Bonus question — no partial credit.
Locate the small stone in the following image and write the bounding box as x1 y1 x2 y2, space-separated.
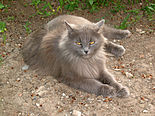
85 104 88 107
88 98 94 101
143 110 148 113
18 44 22 48
35 86 47 96
36 103 40 107
6 43 10 46
18 93 22 97
114 68 121 71
125 72 133 78
3 52 6 55
17 78 20 82
140 31 145 34
30 113 35 116
72 110 82 116
66 96 69 98
97 99 102 102
22 65 29 71
62 93 66 97
18 113 22 116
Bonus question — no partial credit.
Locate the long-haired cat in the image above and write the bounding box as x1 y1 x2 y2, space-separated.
22 15 131 98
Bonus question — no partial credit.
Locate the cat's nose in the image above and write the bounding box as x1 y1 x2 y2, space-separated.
84 50 88 54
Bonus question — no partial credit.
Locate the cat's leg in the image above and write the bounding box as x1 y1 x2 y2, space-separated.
98 70 129 98
104 41 125 57
102 25 131 40
68 79 116 98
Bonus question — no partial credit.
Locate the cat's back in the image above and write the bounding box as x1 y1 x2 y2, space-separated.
46 15 92 31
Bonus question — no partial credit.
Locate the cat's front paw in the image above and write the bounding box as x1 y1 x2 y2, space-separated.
114 45 125 57
99 85 116 98
116 87 130 98
123 30 131 38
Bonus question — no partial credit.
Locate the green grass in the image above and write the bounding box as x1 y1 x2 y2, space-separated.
111 1 126 13
29 0 61 17
116 14 130 30
23 21 32 34
141 3 155 20
64 0 79 11
0 2 5 9
0 0 154 34
7 16 15 21
0 21 6 33
0 21 7 43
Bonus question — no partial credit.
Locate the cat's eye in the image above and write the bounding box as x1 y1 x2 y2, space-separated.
89 41 95 45
76 42 81 45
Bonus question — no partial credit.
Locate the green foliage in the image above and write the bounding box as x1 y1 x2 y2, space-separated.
23 21 32 34
30 0 60 17
111 1 126 13
87 0 99 12
7 16 15 21
125 9 140 15
0 21 7 43
116 14 130 29
59 0 64 8
64 0 79 11
0 2 5 9
141 3 155 20
0 21 6 33
127 0 141 4
30 0 41 7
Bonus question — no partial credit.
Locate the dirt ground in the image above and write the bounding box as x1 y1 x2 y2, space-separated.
0 1 155 116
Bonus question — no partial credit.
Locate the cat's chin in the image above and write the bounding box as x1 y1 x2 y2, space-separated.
81 55 92 59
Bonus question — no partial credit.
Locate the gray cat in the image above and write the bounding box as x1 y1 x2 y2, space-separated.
22 15 131 98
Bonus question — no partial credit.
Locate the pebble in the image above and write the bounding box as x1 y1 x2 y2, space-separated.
88 98 94 101
18 43 22 47
125 72 133 78
35 86 47 96
17 78 20 81
143 110 148 113
18 113 22 116
22 65 29 71
62 93 66 97
30 113 35 116
113 68 121 71
72 110 82 116
3 52 6 55
6 43 10 46
66 96 69 99
85 104 88 107
36 103 40 107
140 31 145 34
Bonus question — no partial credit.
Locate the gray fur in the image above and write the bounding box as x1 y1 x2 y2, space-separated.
22 15 130 98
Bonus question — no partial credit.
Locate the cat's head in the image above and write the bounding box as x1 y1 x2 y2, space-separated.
64 20 105 59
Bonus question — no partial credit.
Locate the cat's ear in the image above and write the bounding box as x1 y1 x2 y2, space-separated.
64 20 74 33
95 19 105 30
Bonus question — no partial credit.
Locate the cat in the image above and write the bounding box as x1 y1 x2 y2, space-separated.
22 15 131 98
